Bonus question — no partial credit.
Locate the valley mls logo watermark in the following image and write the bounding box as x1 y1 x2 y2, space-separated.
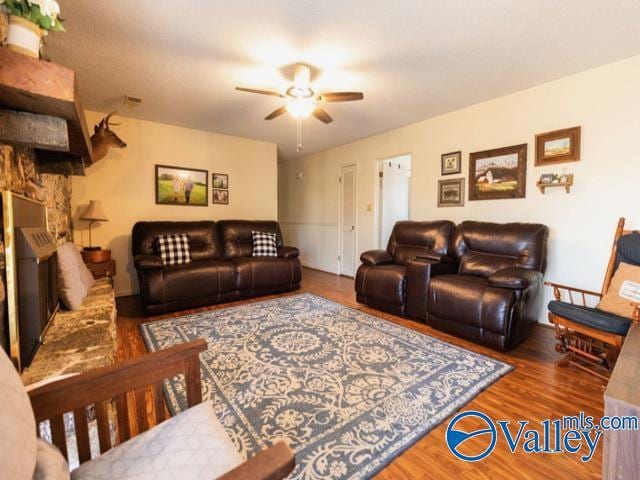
446 411 497 461
446 410 639 463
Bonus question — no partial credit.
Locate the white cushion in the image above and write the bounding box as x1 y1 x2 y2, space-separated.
0 348 37 479
33 438 70 480
71 248 96 292
71 401 242 480
57 243 89 310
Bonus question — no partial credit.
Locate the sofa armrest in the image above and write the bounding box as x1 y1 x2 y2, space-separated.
360 250 394 266
277 246 300 259
134 254 164 270
489 267 542 289
413 253 457 264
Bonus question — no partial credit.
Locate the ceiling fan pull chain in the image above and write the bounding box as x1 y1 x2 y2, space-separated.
297 118 303 152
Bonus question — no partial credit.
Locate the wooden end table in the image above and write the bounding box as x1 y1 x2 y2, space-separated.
84 258 116 280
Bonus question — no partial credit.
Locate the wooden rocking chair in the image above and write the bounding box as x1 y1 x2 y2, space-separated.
545 218 640 381
0 339 295 480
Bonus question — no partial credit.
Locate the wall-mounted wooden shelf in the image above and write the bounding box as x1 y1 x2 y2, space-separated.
0 48 93 175
537 174 574 194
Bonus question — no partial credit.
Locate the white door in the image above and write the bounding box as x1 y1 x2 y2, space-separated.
378 155 411 247
339 164 357 276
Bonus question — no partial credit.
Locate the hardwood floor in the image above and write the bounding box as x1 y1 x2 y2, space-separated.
116 267 603 479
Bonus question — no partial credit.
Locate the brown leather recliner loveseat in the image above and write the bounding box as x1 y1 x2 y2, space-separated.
356 220 549 350
132 220 301 315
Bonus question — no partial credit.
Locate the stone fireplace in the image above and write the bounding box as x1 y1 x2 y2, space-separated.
0 144 73 353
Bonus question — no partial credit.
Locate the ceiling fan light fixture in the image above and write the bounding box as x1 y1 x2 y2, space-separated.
293 64 311 91
286 97 315 119
235 62 362 151
286 86 314 98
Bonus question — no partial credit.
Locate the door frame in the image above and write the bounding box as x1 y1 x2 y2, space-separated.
338 163 358 276
374 153 413 248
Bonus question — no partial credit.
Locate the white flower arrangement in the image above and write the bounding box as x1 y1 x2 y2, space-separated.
1 0 64 32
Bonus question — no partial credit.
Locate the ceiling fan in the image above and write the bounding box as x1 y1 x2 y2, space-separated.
236 64 364 151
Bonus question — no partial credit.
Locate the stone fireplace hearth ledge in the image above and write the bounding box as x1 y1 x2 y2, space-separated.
21 277 116 386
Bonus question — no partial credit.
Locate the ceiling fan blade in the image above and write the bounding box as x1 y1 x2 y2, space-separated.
312 108 333 124
264 105 287 120
236 87 284 98
319 92 364 102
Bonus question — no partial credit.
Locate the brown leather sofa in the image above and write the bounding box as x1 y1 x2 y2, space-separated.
356 220 549 351
427 221 548 350
132 220 301 315
355 220 456 316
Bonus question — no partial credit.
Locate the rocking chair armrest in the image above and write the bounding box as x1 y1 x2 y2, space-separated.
633 303 640 325
217 441 295 480
28 339 208 423
544 281 602 301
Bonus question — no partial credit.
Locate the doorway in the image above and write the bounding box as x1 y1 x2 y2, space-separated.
339 164 357 277
377 154 411 247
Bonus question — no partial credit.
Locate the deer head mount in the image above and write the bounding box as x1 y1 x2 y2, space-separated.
90 112 127 161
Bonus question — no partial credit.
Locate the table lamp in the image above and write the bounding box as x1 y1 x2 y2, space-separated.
80 200 108 251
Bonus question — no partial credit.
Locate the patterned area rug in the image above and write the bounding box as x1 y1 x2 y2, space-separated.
141 293 511 479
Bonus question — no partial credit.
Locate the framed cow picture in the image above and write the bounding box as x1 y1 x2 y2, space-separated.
438 178 465 207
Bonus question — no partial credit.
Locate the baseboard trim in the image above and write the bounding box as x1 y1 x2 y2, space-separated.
302 265 339 276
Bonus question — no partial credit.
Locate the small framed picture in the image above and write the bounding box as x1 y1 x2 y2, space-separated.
441 151 462 175
438 178 465 207
535 126 581 166
212 189 229 204
539 173 556 184
212 173 229 189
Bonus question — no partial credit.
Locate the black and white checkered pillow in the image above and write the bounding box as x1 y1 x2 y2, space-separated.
155 234 191 266
252 231 278 257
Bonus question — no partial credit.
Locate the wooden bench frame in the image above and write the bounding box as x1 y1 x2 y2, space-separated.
27 338 294 480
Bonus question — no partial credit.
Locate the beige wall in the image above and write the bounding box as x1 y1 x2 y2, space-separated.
279 54 640 323
73 112 278 296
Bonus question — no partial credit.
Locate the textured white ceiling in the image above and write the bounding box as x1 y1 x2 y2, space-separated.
48 0 640 160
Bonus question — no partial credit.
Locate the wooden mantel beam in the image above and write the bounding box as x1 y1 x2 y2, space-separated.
0 48 93 169
0 109 69 151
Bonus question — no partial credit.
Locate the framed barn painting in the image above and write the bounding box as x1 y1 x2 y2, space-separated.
535 126 581 166
469 144 527 201
155 165 208 206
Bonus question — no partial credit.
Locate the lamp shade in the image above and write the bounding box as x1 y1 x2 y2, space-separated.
81 201 108 222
